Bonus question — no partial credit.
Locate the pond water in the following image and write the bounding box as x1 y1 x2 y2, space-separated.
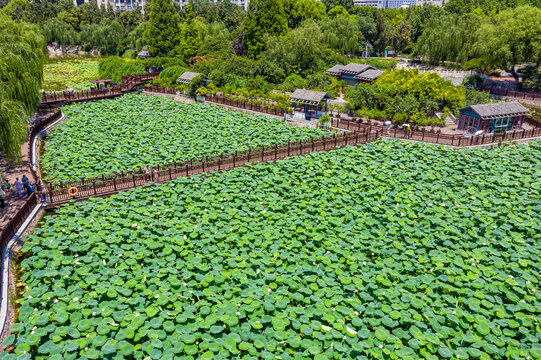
43 55 105 92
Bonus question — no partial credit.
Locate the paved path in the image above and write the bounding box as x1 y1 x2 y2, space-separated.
0 113 48 229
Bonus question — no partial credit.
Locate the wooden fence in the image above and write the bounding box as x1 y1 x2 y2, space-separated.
40 72 160 106
0 193 38 251
207 94 287 117
478 84 541 102
332 118 541 147
41 129 381 206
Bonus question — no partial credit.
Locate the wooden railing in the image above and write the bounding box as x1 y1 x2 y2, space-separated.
478 84 541 101
0 193 38 250
40 72 160 106
332 117 541 147
41 129 381 206
206 94 287 117
144 85 178 96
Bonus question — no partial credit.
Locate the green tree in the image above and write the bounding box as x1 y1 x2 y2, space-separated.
390 19 412 53
473 5 541 82
282 0 325 29
242 0 288 57
261 21 327 77
372 12 391 54
321 0 354 13
321 12 360 54
0 15 46 163
415 13 482 66
144 0 181 57
177 5 201 62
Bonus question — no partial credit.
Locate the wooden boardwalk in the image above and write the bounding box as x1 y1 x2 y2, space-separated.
40 72 159 107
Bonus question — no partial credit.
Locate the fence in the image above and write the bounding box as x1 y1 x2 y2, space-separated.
28 110 63 183
41 130 381 206
478 84 541 102
0 193 38 251
207 94 287 117
40 72 160 106
332 117 541 147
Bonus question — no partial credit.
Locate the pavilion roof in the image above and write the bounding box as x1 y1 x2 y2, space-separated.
290 89 331 105
177 71 201 84
138 45 151 59
355 69 384 81
459 101 530 119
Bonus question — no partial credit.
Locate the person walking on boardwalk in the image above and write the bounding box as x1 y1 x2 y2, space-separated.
15 178 23 197
4 180 10 193
0 188 5 209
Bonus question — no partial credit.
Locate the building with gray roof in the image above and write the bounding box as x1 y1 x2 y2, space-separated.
457 101 530 134
325 63 384 86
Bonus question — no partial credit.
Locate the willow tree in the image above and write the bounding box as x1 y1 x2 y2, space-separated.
0 15 46 164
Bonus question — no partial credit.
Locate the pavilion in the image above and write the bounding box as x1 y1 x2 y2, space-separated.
137 46 152 59
177 72 203 84
457 101 530 134
289 89 332 121
325 63 384 87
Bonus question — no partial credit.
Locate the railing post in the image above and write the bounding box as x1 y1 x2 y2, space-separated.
261 146 264 162
275 144 278 159
334 134 337 148
366 132 369 142
218 155 221 171
470 135 474 146
436 133 440 144
113 178 117 191
394 128 397 137
93 181 97 195
311 138 314 152
423 131 426 143
287 142 290 157
168 168 172 180
233 151 237 168
186 164 189 177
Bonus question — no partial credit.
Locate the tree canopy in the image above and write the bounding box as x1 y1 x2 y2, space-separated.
144 0 180 57
0 15 46 163
242 0 288 57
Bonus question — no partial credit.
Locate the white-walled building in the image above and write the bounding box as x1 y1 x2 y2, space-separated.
76 0 249 12
354 0 385 8
415 0 448 6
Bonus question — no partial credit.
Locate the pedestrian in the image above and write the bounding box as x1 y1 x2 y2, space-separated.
0 188 5 209
22 174 29 186
403 123 410 138
145 166 151 181
410 124 415 138
385 120 392 135
15 178 23 197
4 180 10 193
154 170 159 182
27 184 34 197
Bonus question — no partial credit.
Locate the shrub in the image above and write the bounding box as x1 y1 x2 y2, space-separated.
159 66 188 82
98 57 145 83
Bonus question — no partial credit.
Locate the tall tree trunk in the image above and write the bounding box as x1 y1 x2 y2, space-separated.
509 65 519 84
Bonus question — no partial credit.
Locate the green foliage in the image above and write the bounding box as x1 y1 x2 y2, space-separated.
242 0 288 57
321 12 360 54
321 0 354 13
0 15 46 163
415 13 482 66
177 5 201 62
144 0 181 57
346 69 464 125
40 94 328 180
261 21 328 78
464 87 492 106
98 57 145 83
158 65 188 82
16 140 541 360
282 0 325 29
143 57 187 70
473 6 541 81
444 0 541 15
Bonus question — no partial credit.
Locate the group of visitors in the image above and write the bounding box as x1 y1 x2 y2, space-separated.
384 121 415 138
0 175 36 211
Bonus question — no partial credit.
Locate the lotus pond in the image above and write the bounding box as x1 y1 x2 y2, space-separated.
5 141 541 360
40 94 329 182
43 57 101 92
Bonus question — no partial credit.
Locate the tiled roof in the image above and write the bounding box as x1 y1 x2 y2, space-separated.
290 89 331 104
459 101 530 119
355 69 384 80
177 72 201 84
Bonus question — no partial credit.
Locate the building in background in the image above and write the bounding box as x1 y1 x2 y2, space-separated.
385 0 415 8
76 0 249 12
354 0 385 8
